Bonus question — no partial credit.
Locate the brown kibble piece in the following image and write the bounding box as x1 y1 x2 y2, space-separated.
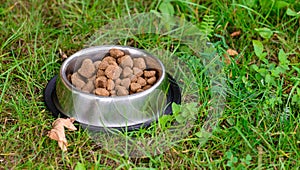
137 77 147 86
108 60 118 67
147 77 157 85
95 76 107 88
110 90 116 96
130 75 138 83
96 69 105 77
118 55 133 68
133 67 143 77
88 75 96 82
136 89 144 93
102 56 116 63
129 90 134 95
143 85 152 90
115 78 121 85
98 60 109 70
130 83 142 92
109 48 125 58
107 79 115 91
82 80 95 93
122 67 133 78
94 60 102 69
71 72 85 89
105 65 122 80
95 88 110 96
115 86 129 96
121 78 131 89
133 58 146 70
78 59 96 78
144 70 156 78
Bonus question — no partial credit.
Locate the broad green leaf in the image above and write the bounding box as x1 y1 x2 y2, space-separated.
255 28 273 39
159 1 174 16
195 131 202 138
175 114 185 124
250 64 259 72
172 103 181 115
233 157 238 163
252 40 267 61
278 49 290 65
275 1 290 9
226 151 233 159
286 8 299 17
246 154 252 161
265 74 272 83
265 74 276 86
258 68 268 76
75 162 86 170
272 66 286 77
159 114 173 130
292 94 299 104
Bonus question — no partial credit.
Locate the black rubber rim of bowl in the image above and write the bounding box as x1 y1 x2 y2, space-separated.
44 74 181 132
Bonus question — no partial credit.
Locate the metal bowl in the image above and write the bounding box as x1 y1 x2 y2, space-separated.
55 45 170 128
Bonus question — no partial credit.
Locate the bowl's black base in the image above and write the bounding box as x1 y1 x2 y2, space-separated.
44 74 181 132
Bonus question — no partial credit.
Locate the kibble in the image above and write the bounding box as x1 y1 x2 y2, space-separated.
144 70 156 78
82 80 95 93
94 60 102 69
95 88 110 96
116 85 129 96
133 67 143 77
69 48 158 96
78 59 95 78
105 65 122 80
102 56 116 63
137 77 147 87
98 60 109 70
120 78 131 89
71 72 86 89
109 48 124 58
118 55 133 68
133 58 146 70
147 77 157 85
95 76 107 88
122 67 133 78
107 79 115 91
130 83 141 92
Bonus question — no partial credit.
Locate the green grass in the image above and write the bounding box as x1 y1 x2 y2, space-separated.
1 0 300 169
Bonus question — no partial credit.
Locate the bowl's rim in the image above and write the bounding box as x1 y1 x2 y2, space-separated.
59 45 167 100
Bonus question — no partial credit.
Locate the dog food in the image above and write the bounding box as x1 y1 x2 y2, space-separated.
70 48 158 96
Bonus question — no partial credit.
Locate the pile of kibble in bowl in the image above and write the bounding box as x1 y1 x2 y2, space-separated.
69 48 158 96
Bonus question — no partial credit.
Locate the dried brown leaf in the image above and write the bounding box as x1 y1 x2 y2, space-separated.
47 118 77 151
227 49 238 56
223 49 239 65
230 30 241 37
223 54 231 65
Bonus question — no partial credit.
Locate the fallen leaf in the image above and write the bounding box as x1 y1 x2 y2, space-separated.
47 118 77 151
227 49 238 56
223 49 238 65
230 30 241 37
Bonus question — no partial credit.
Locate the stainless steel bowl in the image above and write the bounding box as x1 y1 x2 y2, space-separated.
55 45 170 128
